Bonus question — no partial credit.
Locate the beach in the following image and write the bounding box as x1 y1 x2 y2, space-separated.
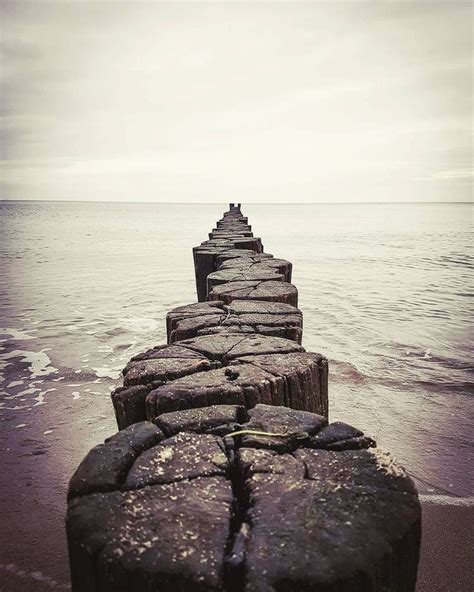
1 201 472 590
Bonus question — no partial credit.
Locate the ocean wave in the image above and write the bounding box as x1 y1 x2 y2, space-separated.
0 349 58 380
91 366 122 379
0 328 37 342
329 359 368 383
439 254 473 269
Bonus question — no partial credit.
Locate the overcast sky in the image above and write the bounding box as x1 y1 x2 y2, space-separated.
1 1 472 203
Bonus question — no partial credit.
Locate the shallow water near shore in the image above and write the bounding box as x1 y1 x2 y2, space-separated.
0 201 472 589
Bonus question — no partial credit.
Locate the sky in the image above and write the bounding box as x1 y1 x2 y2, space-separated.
1 1 472 203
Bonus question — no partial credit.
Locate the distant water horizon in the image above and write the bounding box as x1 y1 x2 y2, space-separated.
1 199 472 204
0 200 472 588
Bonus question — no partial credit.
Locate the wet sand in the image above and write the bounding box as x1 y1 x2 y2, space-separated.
417 496 474 592
0 381 116 592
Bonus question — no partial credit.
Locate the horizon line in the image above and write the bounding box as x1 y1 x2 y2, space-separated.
0 199 472 205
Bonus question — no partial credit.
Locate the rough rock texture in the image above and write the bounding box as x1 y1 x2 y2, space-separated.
166 300 303 344
111 334 327 428
67 405 421 592
208 280 298 307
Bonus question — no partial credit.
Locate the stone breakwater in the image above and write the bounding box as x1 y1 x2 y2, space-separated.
66 204 421 591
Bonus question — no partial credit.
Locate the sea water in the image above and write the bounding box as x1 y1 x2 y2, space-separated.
0 201 472 587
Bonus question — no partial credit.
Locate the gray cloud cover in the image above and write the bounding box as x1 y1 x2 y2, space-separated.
1 0 472 202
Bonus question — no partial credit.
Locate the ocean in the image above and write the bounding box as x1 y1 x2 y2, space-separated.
0 201 472 590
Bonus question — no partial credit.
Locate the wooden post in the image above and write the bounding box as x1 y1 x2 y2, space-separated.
112 333 327 428
67 405 420 591
67 203 422 591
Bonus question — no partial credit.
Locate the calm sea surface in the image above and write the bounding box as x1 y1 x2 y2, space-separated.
0 201 472 588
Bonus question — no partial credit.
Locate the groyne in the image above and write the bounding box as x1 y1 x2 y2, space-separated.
66 204 421 591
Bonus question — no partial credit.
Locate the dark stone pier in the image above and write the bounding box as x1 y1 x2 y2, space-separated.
66 204 421 591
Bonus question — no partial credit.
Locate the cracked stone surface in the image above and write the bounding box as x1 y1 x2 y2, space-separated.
112 334 327 429
67 405 421 592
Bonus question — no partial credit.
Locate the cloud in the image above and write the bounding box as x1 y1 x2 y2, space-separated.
429 169 474 180
0 0 472 202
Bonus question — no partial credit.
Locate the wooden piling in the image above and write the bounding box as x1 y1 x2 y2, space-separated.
166 300 303 344
67 405 421 592
67 203 421 592
112 333 327 428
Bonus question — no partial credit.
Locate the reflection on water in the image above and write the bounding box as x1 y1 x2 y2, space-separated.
0 201 472 586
